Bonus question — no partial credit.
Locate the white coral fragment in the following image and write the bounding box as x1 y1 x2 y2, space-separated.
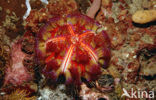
40 0 49 5
23 0 31 20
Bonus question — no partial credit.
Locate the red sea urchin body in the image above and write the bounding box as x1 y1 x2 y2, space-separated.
36 13 111 84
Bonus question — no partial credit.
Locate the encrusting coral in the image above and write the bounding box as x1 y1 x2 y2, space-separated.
4 40 32 86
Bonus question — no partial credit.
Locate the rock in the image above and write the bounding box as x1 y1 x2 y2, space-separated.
132 9 156 24
96 74 115 92
140 56 156 76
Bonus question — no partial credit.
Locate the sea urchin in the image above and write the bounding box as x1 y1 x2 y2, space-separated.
36 13 111 85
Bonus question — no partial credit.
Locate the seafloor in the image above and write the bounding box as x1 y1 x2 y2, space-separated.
0 0 156 100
